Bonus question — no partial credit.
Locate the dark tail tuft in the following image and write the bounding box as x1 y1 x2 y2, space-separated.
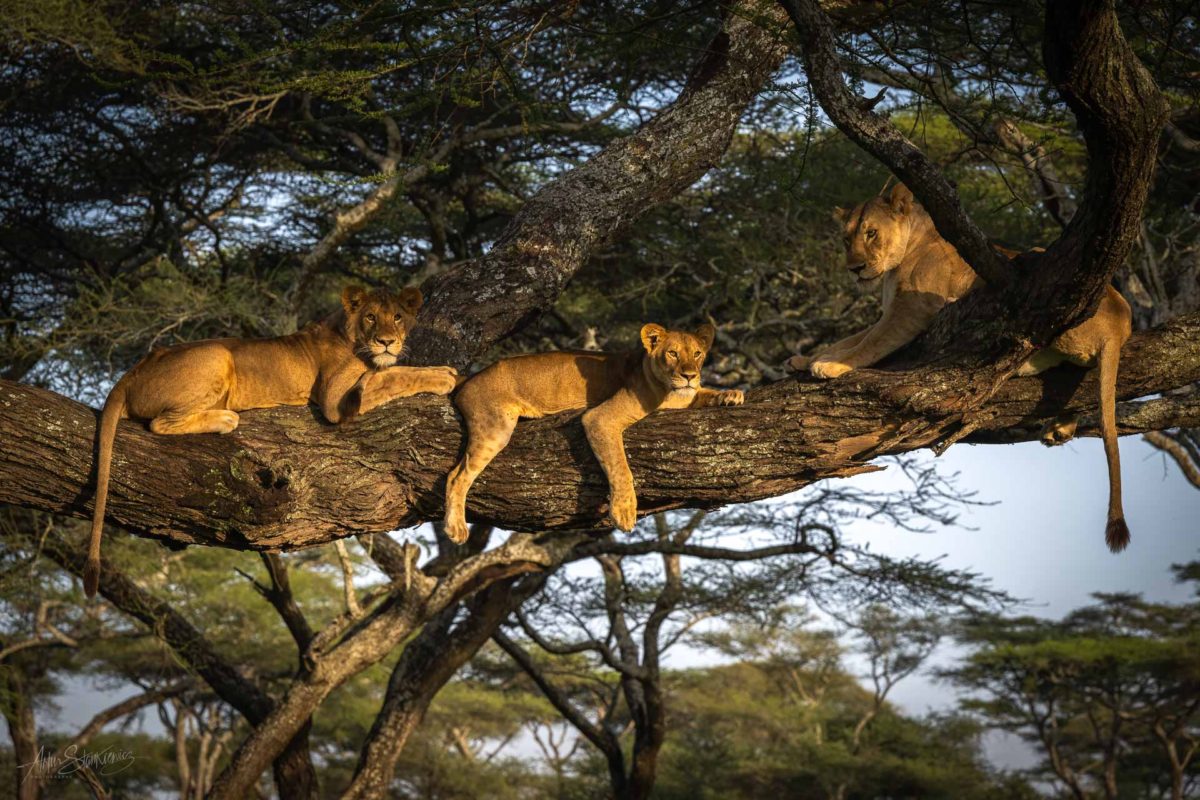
1105 517 1131 553
83 558 100 598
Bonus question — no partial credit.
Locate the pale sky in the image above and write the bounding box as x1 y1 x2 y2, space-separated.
839 435 1200 770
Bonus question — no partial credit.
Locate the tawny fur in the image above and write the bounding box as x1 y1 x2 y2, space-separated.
789 183 1133 552
444 323 744 543
86 285 458 597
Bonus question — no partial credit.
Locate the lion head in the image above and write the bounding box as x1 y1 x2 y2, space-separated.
341 285 423 368
832 183 916 282
639 322 715 395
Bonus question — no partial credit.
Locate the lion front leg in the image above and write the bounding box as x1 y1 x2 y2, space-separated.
812 295 942 379
809 327 875 379
355 366 458 415
581 404 640 532
689 387 745 408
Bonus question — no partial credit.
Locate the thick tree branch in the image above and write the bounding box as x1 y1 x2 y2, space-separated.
778 0 1009 285
1 314 1196 548
406 0 791 367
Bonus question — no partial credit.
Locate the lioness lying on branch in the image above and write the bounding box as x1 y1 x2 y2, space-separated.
444 323 745 543
86 285 458 597
789 183 1133 552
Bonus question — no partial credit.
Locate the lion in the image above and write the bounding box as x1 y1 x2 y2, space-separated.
443 323 744 543
85 285 458 597
790 182 1133 552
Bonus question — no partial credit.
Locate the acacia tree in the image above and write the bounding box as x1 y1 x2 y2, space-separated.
943 572 1200 800
493 484 994 800
0 0 1198 797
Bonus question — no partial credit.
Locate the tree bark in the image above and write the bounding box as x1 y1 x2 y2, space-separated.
1 313 1197 548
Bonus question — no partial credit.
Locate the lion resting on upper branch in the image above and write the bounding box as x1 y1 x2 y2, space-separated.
791 183 1133 552
86 285 457 597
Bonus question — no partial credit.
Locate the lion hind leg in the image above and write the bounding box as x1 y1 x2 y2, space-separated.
150 409 240 435
444 405 519 544
1016 348 1067 377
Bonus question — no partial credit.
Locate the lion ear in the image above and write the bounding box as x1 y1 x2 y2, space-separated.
640 323 666 353
398 286 423 315
694 322 715 350
342 285 368 315
889 183 914 216
832 206 851 224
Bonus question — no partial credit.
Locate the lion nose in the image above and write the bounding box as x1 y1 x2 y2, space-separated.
681 371 698 382
375 336 396 347
849 263 866 274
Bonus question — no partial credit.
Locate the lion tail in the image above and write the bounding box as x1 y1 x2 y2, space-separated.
86 383 127 598
1097 340 1129 553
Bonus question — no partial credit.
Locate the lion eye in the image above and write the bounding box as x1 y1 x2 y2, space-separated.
364 314 376 324
693 351 701 359
865 229 877 239
667 350 678 359
393 313 402 322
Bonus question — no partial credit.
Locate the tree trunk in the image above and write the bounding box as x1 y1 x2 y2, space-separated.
341 577 539 798
1 664 41 800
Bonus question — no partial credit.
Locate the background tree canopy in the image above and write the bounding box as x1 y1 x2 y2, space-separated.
0 0 1197 798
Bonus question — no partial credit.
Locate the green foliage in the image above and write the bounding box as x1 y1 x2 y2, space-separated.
0 0 1196 796
646 662 1016 800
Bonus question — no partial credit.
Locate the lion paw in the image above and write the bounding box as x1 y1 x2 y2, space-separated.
718 389 744 406
810 359 853 380
444 513 470 544
425 367 458 396
1040 419 1078 447
608 490 638 532
215 410 240 434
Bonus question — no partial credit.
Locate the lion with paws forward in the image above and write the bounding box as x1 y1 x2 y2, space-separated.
444 323 744 543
